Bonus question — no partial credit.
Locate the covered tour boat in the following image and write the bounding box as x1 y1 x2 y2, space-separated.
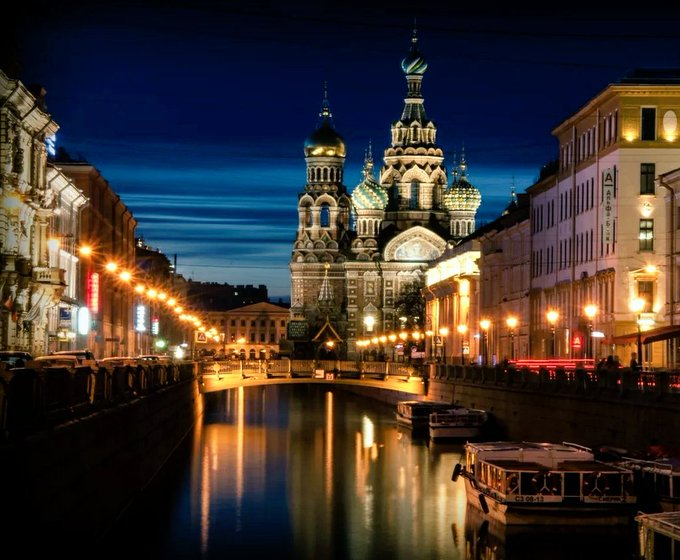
452 441 637 526
395 400 452 430
428 406 489 441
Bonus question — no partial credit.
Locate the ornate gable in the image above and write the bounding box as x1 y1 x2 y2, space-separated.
383 225 446 262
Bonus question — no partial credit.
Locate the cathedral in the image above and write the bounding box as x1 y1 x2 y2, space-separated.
289 30 481 359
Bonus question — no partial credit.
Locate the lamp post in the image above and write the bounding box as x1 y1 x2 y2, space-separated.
480 319 490 366
506 316 517 360
546 309 559 358
584 304 597 360
457 324 467 365
630 297 645 368
388 333 397 361
425 329 434 361
439 326 449 364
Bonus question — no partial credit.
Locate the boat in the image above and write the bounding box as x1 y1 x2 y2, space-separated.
452 441 637 526
615 455 680 512
428 405 489 441
395 400 452 430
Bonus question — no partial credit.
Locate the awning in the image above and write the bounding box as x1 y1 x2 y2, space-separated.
643 325 680 344
610 324 680 345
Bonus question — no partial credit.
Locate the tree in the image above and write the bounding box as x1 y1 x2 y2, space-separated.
395 278 425 330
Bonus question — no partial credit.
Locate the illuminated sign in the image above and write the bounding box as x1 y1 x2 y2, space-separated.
77 307 90 335
602 168 615 244
151 316 159 335
195 331 207 343
87 272 100 314
135 305 147 332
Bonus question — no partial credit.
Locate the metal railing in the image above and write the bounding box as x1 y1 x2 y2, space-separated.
0 361 197 442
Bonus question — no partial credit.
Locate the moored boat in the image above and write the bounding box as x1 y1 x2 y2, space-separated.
452 441 637 526
428 406 489 441
616 456 680 513
395 399 451 430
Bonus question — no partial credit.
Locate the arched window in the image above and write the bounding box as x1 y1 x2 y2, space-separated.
305 207 312 227
320 203 330 227
249 349 256 360
410 181 419 209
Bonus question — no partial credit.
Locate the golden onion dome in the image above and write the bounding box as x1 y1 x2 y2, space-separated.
304 87 346 158
304 121 346 158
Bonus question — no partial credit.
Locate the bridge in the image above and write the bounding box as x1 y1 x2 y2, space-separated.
199 359 427 394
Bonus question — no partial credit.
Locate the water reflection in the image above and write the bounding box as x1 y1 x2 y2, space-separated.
100 385 640 559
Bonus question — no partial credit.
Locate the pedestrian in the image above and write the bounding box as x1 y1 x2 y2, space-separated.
629 352 641 371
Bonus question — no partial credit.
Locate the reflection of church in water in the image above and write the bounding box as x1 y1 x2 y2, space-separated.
289 30 481 358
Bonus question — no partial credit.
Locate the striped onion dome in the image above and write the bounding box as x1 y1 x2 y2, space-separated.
351 145 388 210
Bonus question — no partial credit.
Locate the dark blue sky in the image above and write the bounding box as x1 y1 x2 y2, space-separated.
7 2 680 300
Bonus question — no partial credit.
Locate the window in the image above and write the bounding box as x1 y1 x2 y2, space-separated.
640 163 655 195
641 108 656 141
320 203 330 227
410 181 419 209
240 320 245 327
639 219 654 251
260 333 265 342
230 319 236 327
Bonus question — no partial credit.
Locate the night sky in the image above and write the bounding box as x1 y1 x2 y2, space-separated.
6 2 680 300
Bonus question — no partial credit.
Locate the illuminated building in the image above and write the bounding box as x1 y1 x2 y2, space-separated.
289 30 481 358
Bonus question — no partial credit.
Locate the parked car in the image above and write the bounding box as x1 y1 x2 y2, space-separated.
99 356 138 369
0 351 33 369
136 355 171 365
29 355 81 369
50 349 98 368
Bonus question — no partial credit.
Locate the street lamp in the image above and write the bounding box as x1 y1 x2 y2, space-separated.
584 304 598 360
480 319 490 365
546 309 559 358
439 326 449 364
457 324 467 365
506 316 518 360
363 315 375 335
388 333 397 361
630 297 645 368
425 329 434 361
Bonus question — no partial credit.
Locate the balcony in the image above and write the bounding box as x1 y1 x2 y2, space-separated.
33 267 65 285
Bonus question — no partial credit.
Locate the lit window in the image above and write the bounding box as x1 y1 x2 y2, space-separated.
639 219 654 251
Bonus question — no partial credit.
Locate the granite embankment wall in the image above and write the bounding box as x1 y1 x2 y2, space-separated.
0 377 202 553
346 375 680 453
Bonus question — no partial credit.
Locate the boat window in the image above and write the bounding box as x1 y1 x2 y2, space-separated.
672 475 680 497
506 472 519 495
656 474 671 496
564 472 581 498
520 472 539 495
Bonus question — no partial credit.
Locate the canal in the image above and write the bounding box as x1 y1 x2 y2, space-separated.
99 385 639 559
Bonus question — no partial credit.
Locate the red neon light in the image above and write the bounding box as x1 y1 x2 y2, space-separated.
87 272 100 314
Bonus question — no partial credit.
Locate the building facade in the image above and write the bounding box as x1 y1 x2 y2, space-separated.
55 157 137 359
1 70 67 355
529 70 680 367
203 301 289 360
425 69 680 370
289 31 480 359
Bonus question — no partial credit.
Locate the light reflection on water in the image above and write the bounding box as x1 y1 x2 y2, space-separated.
100 385 639 559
